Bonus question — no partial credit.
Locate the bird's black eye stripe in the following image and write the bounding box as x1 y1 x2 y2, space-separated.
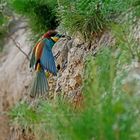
50 38 56 43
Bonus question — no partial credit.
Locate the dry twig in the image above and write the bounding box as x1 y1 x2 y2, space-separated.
9 36 30 61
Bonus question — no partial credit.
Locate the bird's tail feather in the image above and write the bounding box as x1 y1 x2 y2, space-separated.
30 69 48 97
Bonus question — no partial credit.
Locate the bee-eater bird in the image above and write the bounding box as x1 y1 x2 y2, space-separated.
29 30 62 97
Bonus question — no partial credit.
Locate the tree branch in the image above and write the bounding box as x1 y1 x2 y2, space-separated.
9 36 30 61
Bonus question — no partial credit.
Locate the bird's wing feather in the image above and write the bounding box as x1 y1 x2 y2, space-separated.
30 40 44 68
35 41 44 60
40 39 57 75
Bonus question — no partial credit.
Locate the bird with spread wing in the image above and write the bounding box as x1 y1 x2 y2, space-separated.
29 30 62 97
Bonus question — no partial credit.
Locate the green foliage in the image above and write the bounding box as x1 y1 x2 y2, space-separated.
8 0 140 40
111 23 140 61
0 0 9 51
9 0 59 35
58 0 140 40
58 0 105 40
9 101 40 128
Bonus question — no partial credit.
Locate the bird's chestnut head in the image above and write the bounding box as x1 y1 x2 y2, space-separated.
42 30 58 39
